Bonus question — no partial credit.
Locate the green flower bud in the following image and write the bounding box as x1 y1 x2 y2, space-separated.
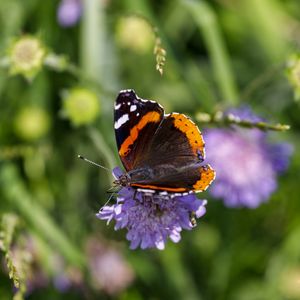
279 267 300 299
8 36 46 81
116 16 154 53
62 88 100 126
14 107 51 141
286 54 300 101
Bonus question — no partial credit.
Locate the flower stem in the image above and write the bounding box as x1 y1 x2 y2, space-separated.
0 164 86 269
80 0 103 82
241 0 288 62
183 0 239 105
80 0 119 92
159 245 202 300
240 63 284 101
87 127 117 183
196 111 290 131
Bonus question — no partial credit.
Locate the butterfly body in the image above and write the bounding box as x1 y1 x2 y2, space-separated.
114 89 215 194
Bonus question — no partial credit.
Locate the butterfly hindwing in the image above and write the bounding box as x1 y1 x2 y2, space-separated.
130 164 215 192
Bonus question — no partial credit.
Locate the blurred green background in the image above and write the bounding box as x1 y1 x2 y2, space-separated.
0 0 300 299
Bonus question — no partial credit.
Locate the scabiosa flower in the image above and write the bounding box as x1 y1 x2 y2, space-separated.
97 167 207 250
61 87 100 126
7 35 46 81
85 237 134 295
57 0 82 27
51 254 83 293
204 107 293 208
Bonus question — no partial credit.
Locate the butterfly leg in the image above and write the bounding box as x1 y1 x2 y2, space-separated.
99 192 115 211
133 190 138 201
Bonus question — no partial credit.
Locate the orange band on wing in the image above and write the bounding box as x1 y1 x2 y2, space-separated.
132 166 215 193
171 113 205 157
119 111 161 157
193 165 216 192
130 183 187 192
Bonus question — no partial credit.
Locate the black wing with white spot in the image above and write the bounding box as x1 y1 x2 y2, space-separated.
114 89 164 171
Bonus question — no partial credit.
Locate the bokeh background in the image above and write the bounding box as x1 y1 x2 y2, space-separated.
0 0 300 299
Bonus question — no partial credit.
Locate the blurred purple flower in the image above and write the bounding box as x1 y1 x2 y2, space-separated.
57 0 82 27
97 167 207 250
204 107 293 208
53 274 72 292
51 254 83 293
86 237 134 295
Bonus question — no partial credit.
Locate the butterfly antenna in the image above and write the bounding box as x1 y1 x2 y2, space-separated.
78 155 111 172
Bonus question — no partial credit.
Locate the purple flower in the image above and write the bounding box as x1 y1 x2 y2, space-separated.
86 237 134 295
57 0 82 27
204 107 293 208
97 168 207 250
51 254 83 293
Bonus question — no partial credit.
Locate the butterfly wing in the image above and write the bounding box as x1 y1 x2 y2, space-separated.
130 113 215 192
114 89 164 171
131 165 215 193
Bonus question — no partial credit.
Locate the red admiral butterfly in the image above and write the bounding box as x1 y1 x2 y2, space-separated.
114 89 215 194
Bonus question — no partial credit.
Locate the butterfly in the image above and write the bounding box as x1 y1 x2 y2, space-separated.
113 89 215 195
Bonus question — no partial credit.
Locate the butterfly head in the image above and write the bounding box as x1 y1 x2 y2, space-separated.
113 173 131 187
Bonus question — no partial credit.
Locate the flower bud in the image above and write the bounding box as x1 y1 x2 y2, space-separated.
279 267 300 299
116 16 154 53
286 54 300 101
14 107 51 141
62 88 100 126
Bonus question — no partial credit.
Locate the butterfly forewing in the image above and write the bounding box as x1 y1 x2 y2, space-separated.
114 89 164 171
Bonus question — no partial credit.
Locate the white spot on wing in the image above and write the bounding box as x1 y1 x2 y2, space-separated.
130 105 137 112
137 188 156 194
120 89 134 93
159 191 168 195
115 103 121 110
114 114 129 129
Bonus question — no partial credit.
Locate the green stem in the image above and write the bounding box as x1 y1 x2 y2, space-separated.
240 64 283 101
183 0 239 105
159 245 202 300
44 53 116 98
241 0 288 62
87 127 117 182
196 111 290 131
80 0 119 95
80 0 103 82
0 164 86 268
